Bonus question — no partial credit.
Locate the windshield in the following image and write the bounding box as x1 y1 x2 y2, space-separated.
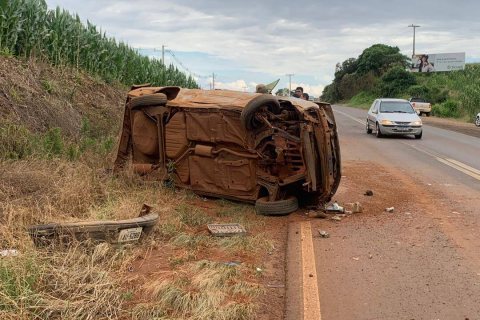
410 98 425 103
380 101 415 114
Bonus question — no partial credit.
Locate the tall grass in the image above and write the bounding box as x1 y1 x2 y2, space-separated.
0 0 199 89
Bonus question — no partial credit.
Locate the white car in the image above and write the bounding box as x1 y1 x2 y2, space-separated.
476 113 480 127
366 98 423 139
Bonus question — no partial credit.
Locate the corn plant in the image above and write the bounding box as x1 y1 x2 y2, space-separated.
0 0 199 89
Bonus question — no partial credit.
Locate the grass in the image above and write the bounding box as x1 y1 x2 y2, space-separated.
0 0 199 89
0 129 272 318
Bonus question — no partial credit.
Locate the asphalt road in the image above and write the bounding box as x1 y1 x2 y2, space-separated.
307 105 480 320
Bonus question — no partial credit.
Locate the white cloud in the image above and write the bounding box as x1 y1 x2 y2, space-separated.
215 79 249 91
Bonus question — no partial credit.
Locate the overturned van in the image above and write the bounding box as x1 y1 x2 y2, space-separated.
114 84 341 215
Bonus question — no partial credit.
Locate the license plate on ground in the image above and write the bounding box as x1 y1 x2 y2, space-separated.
118 227 143 243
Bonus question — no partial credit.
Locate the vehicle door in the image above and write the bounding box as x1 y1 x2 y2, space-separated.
367 100 379 127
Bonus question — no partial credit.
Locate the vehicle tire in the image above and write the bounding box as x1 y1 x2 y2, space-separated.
366 121 372 134
476 116 480 127
241 95 281 131
130 93 168 109
375 123 383 138
415 131 423 139
255 196 298 216
426 112 431 117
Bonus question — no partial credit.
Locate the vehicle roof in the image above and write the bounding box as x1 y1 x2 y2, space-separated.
377 98 409 102
128 86 321 111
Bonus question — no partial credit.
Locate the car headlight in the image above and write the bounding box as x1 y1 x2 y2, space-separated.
412 121 422 126
381 120 393 125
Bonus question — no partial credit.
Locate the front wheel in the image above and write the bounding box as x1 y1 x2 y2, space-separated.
375 123 383 138
255 196 298 216
366 121 372 134
476 117 480 127
415 131 423 139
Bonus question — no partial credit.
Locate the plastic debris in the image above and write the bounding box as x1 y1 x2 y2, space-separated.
318 230 330 238
325 201 344 213
220 260 243 266
352 257 360 261
385 207 395 213
0 250 19 257
267 284 285 288
330 215 342 221
364 190 374 196
353 202 363 213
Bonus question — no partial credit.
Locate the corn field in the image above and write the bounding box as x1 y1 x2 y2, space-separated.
0 0 199 89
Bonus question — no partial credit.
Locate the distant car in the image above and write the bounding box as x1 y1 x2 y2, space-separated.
366 98 423 139
409 97 432 116
476 113 480 127
308 96 315 102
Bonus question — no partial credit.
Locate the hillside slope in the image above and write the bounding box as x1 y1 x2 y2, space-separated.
0 56 126 138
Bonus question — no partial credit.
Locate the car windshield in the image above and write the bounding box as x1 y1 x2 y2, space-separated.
380 101 415 113
410 98 425 103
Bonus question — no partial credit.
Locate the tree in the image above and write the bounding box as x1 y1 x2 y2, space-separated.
357 44 409 75
275 88 290 96
380 66 416 97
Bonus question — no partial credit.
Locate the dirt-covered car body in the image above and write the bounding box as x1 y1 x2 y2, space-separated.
114 84 341 212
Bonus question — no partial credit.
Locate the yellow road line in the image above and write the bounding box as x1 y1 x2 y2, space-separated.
400 141 480 182
334 109 480 182
334 109 366 125
301 221 322 320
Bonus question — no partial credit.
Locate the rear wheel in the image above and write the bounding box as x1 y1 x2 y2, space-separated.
366 121 372 134
255 196 298 216
476 116 480 127
375 123 383 138
241 95 281 131
426 112 431 117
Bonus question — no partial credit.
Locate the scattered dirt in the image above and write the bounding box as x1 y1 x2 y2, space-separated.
0 56 126 137
421 116 480 138
301 160 480 319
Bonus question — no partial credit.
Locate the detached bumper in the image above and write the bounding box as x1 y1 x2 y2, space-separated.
380 124 422 135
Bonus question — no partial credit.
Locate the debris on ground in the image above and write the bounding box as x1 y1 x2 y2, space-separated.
207 223 247 237
330 215 342 221
385 207 395 213
220 260 243 266
345 210 353 214
353 202 363 213
325 201 344 213
314 211 328 219
0 250 19 257
369 254 373 259
365 190 374 196
267 284 285 288
352 257 360 261
28 204 158 246
318 230 330 238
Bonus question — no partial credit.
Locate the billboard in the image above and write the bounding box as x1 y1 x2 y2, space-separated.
410 52 465 73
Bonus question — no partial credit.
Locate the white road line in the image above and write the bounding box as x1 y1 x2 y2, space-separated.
301 221 322 320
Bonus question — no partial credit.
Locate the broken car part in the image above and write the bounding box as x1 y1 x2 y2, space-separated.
207 223 247 237
28 204 158 246
325 201 344 213
114 85 342 215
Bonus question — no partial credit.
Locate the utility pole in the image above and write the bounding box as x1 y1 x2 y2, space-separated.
212 73 216 90
162 45 166 66
286 74 294 96
407 25 420 56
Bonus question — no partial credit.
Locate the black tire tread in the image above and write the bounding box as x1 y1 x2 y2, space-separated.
241 95 281 131
130 93 168 108
255 196 298 216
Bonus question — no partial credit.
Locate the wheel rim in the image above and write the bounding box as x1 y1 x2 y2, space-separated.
477 118 480 126
376 124 380 136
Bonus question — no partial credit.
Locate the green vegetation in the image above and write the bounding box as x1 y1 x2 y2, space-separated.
321 44 480 121
0 0 199 89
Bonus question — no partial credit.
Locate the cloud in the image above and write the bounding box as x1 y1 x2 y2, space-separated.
214 79 249 91
45 0 480 91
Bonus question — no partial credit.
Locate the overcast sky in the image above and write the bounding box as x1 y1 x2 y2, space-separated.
46 0 480 96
